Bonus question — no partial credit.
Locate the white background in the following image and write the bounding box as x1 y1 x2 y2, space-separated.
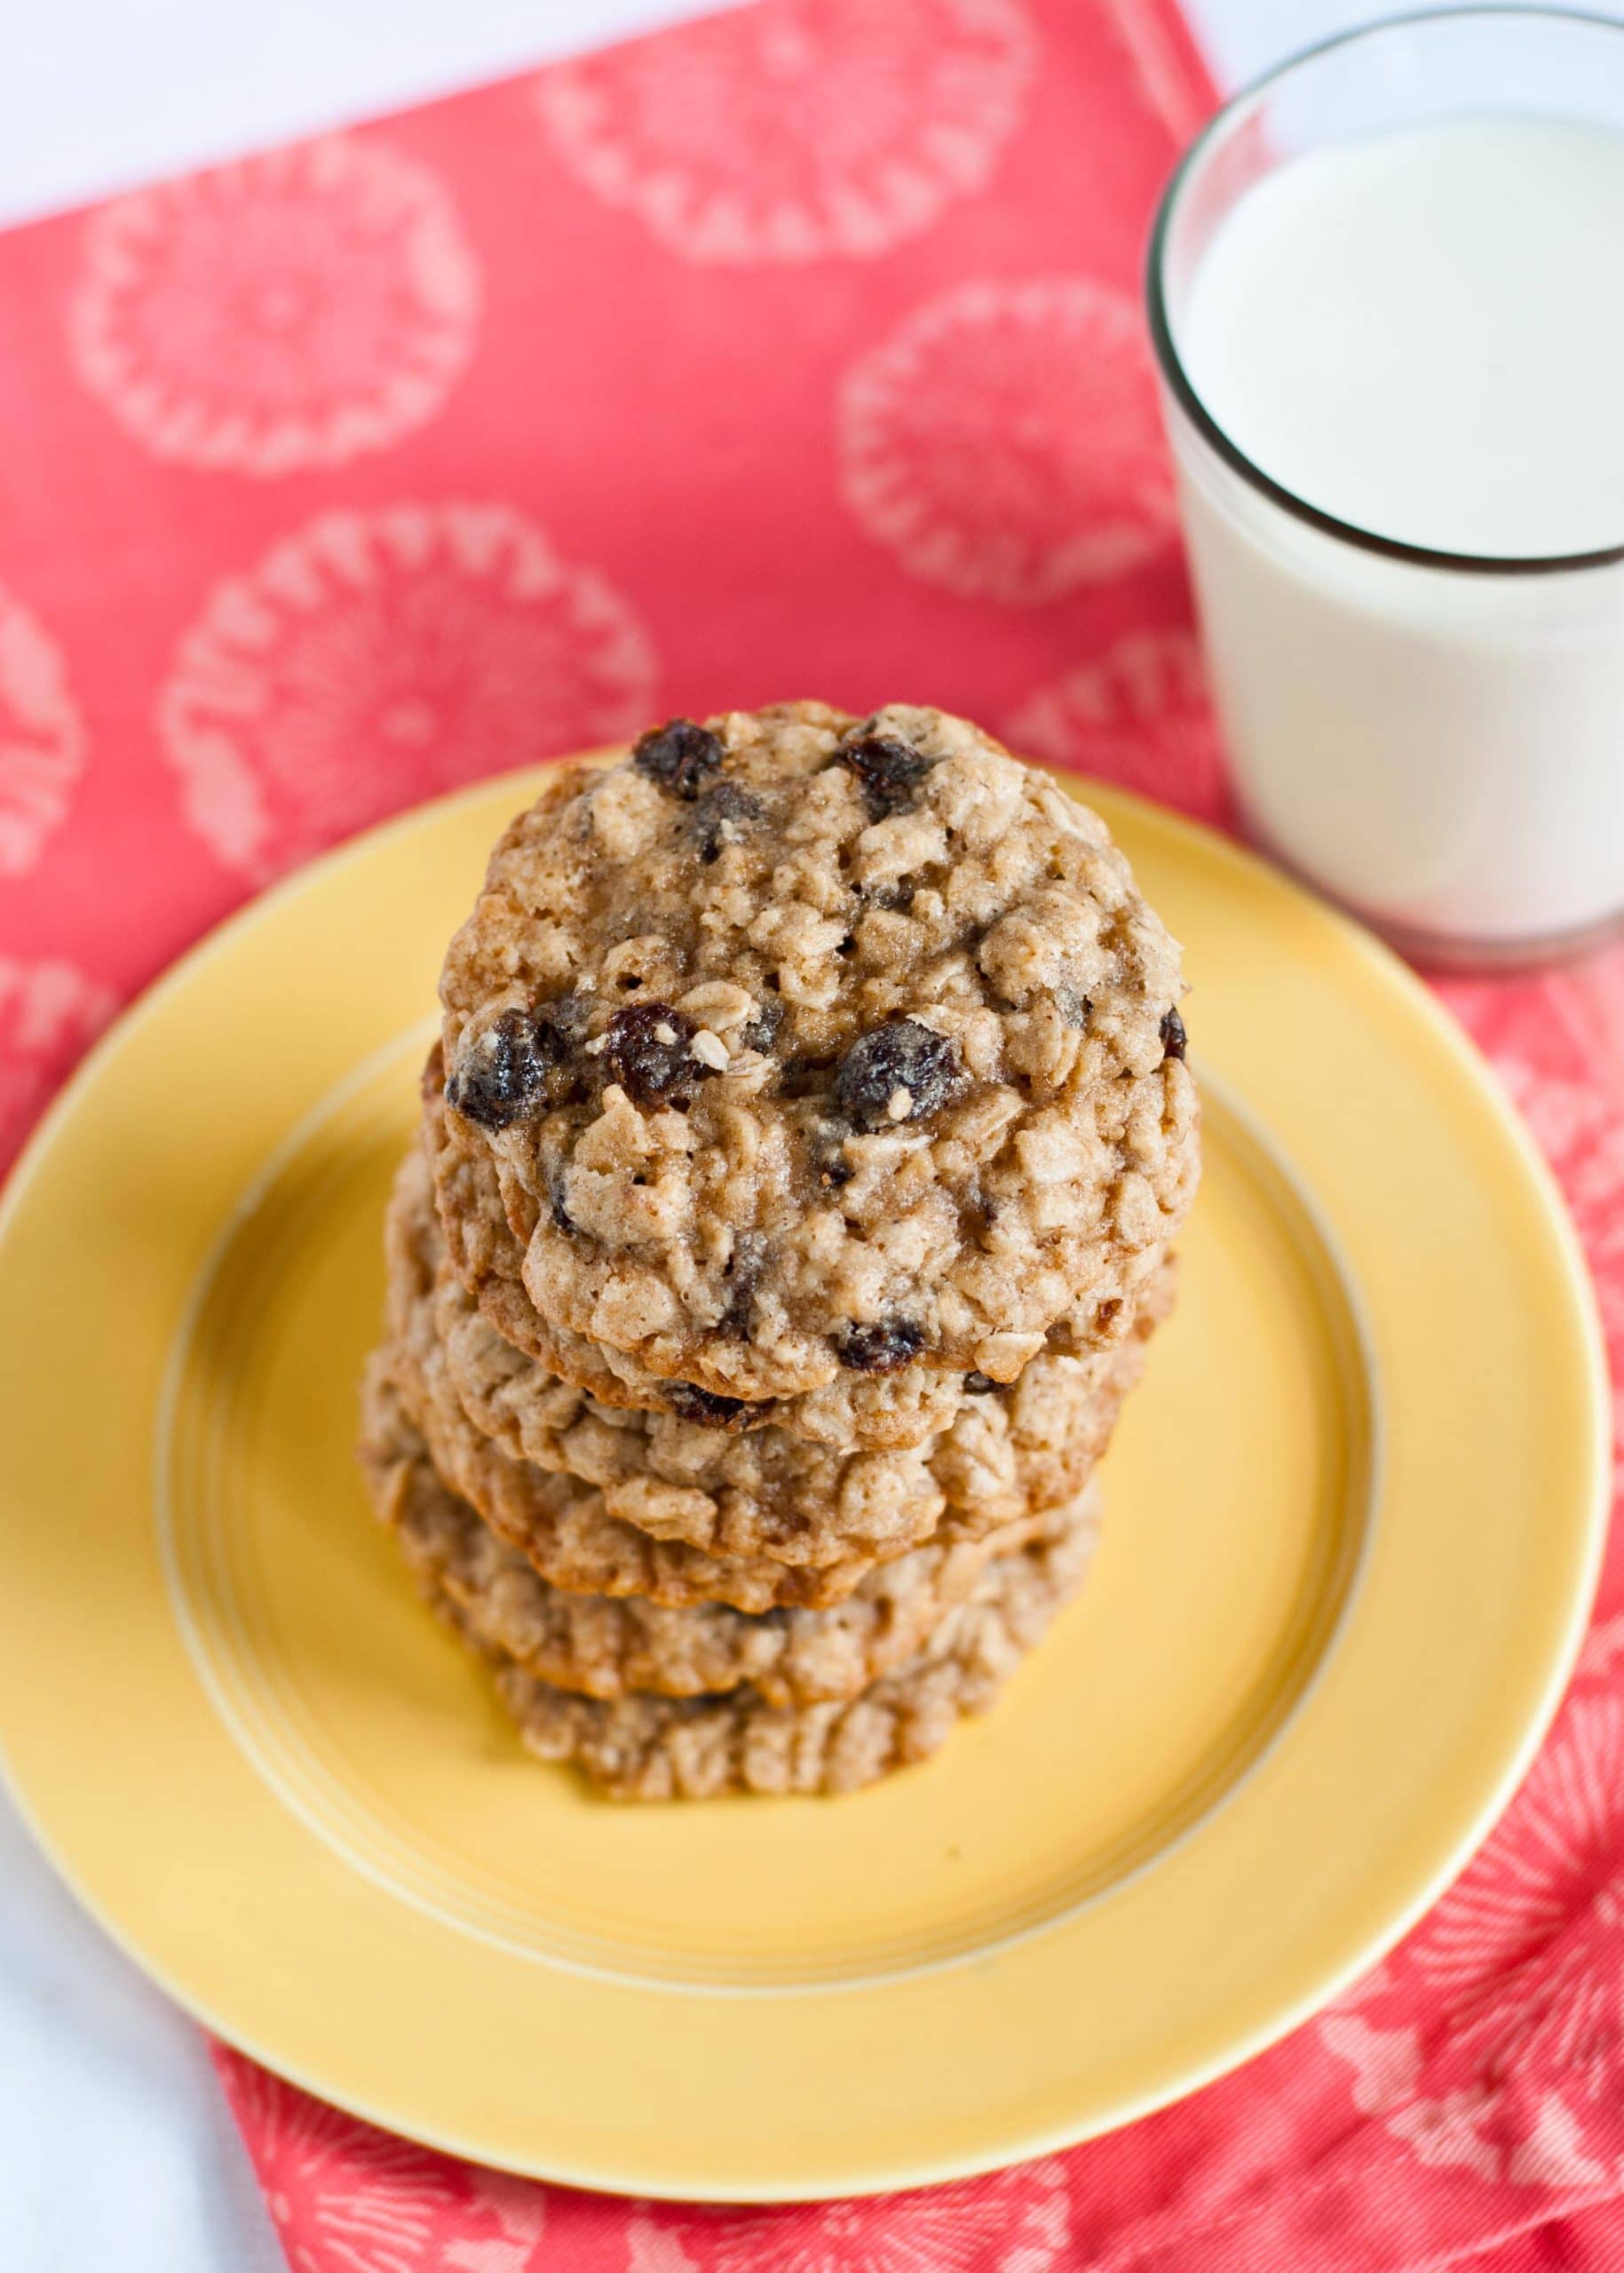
2 4 1616 2268
0 0 1455 231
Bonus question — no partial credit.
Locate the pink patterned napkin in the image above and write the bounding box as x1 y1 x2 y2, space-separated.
1 3 1620 2265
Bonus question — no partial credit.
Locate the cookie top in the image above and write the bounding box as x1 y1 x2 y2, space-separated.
362 1365 1073 1711
391 1144 1169 1570
438 701 1198 1401
424 1058 981 1449
439 1488 1100 1801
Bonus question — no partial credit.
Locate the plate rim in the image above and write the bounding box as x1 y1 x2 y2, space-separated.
0 760 1609 2201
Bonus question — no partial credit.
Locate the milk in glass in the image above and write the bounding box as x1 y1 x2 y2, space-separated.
1163 110 1624 956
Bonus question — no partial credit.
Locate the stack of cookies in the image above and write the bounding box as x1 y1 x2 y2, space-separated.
360 701 1200 1800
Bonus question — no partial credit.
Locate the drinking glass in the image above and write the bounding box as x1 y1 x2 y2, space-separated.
1147 7 1624 965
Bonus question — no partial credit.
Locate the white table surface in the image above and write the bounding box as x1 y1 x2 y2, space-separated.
3 4 1614 2267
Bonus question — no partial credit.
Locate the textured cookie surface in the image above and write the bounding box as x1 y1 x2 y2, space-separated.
360 1374 1094 1709
424 1490 1099 1800
424 1054 994 1451
388 1141 1160 1592
438 701 1198 1401
391 1146 1169 1568
368 1344 875 1617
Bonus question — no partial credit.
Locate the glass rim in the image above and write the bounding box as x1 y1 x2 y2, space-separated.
1145 4 1624 578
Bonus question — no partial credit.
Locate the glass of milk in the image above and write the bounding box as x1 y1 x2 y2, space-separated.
1148 7 1624 965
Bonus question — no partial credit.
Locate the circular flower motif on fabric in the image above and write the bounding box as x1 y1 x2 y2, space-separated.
69 135 479 474
1319 1688 1624 2191
0 959 113 1174
1006 629 1230 825
444 2173 552 2273
839 277 1175 604
535 0 1036 264
0 584 85 876
217 2053 463 2270
157 503 659 882
626 2158 1071 2272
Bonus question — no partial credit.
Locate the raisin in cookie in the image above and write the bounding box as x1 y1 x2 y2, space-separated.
438 701 1199 1401
391 1144 1171 1568
377 1191 1125 1616
416 1489 1100 1800
425 1052 987 1452
361 1372 1078 1709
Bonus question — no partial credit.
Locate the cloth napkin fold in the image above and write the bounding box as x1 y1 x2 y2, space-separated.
1 2 1620 2266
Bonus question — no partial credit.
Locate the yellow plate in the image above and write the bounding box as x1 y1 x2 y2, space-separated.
0 767 1606 2200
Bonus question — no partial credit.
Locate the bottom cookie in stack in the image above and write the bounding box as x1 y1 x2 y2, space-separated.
359 1364 1101 1801
360 1118 1173 1801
